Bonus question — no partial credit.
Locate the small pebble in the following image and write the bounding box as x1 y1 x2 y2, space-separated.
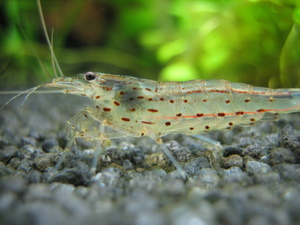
42 138 59 153
183 157 211 175
223 146 244 157
269 147 299 165
33 153 59 171
275 164 300 182
173 147 192 162
21 137 37 146
221 166 251 184
197 168 220 187
145 153 168 170
122 159 134 170
246 160 273 175
0 146 20 162
222 154 244 168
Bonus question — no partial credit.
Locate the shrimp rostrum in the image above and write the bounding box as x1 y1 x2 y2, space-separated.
46 71 300 174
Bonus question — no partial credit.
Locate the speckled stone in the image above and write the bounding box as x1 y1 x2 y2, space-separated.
33 153 60 171
222 154 244 168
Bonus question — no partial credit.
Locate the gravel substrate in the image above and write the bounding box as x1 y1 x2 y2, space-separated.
1 94 300 225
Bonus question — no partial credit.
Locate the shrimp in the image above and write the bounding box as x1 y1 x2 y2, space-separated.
44 72 300 176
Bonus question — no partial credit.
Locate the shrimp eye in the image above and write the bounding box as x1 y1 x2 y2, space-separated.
85 72 96 81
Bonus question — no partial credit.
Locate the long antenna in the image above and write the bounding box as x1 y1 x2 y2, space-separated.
37 0 64 78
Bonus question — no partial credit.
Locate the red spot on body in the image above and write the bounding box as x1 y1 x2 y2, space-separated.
244 99 250 103
160 97 165 101
169 100 175 103
132 87 137 90
148 109 158 113
120 91 125 95
218 113 225 117
205 126 210 129
105 87 112 91
250 118 255 122
95 95 101 99
186 90 202 94
183 99 188 103
257 109 265 113
103 108 111 112
225 100 230 104
235 111 244 116
190 127 194 130
121 118 130 122
148 98 153 101
269 98 274 102
235 91 248 94
176 113 182 117
130 108 136 112
137 96 144 99
196 113 204 117
203 99 208 102
145 88 152 91
228 122 233 126
209 90 228 93
165 122 171 126
114 101 120 106
141 121 155 125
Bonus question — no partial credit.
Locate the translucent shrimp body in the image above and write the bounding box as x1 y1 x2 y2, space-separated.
46 72 300 141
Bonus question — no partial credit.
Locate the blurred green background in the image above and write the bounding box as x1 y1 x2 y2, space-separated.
0 0 299 89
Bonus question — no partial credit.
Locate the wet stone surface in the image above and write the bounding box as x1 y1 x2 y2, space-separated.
0 95 300 225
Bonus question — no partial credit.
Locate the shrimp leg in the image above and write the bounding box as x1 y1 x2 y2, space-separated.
52 106 187 178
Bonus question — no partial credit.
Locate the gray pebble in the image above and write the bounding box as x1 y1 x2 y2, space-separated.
221 166 251 184
196 168 220 187
243 142 267 158
165 140 181 151
173 147 192 162
145 153 168 169
0 136 11 148
122 159 134 170
0 146 20 162
104 148 125 165
33 153 59 171
223 146 244 157
222 154 244 168
252 172 281 184
246 160 273 175
275 164 300 182
25 183 52 201
269 147 299 165
183 157 211 175
21 137 37 147
42 138 59 153
0 176 27 194
0 192 17 212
